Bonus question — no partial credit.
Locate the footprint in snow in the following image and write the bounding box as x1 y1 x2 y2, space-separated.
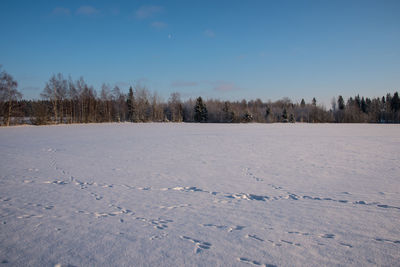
201 223 245 232
287 231 310 236
374 238 400 244
180 236 212 254
43 180 68 185
149 233 168 240
136 217 173 230
246 234 264 242
320 233 335 239
340 242 353 248
237 257 277 267
376 204 400 210
226 193 269 201
280 240 301 246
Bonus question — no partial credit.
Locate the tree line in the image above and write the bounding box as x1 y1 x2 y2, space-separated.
1 69 399 126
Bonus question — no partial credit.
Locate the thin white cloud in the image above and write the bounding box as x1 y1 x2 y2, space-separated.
52 7 70 16
115 81 130 88
213 81 240 92
136 77 149 84
135 5 163 19
204 29 215 38
171 81 198 87
172 80 239 92
76 5 100 16
110 7 120 16
151 21 167 29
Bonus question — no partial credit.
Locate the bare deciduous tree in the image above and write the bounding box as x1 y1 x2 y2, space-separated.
0 67 22 126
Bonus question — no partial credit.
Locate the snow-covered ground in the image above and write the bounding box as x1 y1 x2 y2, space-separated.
0 123 399 266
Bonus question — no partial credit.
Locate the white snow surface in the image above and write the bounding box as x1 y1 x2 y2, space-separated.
0 123 399 266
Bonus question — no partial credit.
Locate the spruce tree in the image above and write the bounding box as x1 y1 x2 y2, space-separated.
222 101 234 122
391 92 400 112
265 105 271 121
242 111 253 122
338 95 345 110
289 113 295 123
127 86 134 122
282 108 288 122
300 99 305 108
194 97 208 122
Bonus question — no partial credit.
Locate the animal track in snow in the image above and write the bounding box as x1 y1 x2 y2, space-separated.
245 234 283 247
246 234 264 242
149 233 168 240
243 168 264 182
180 236 212 253
374 238 400 244
137 187 152 191
201 223 245 232
172 186 206 193
43 180 68 185
151 218 173 230
90 192 103 201
226 193 269 201
159 204 191 210
284 193 300 200
268 184 284 190
287 231 310 236
287 230 354 248
238 257 263 266
280 240 301 246
77 205 133 219
237 257 277 267
17 214 43 219
320 233 335 239
136 217 173 230
339 242 353 248
376 204 400 210
301 195 400 210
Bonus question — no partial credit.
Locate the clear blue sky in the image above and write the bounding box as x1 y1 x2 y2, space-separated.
1 0 399 106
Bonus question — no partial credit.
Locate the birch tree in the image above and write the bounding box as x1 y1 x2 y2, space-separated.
0 68 22 126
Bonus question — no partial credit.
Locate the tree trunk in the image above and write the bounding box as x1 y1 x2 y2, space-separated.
53 99 58 124
7 99 12 126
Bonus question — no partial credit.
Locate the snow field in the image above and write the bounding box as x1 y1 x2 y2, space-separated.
0 123 399 266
